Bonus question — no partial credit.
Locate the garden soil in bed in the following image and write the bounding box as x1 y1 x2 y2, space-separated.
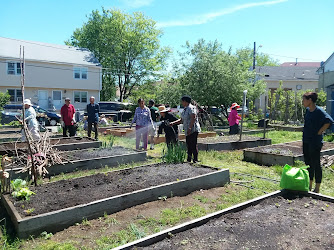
60 146 134 161
249 141 334 156
141 196 334 249
197 135 260 143
10 163 216 217
0 137 93 152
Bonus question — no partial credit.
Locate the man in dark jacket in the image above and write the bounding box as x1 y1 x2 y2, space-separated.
157 105 179 146
86 96 100 140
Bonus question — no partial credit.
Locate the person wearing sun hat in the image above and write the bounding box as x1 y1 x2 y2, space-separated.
228 102 241 135
20 99 41 141
157 105 179 146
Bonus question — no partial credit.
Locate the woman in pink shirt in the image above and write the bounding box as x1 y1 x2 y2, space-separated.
228 103 241 135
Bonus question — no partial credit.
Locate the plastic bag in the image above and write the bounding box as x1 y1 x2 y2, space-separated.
280 164 309 191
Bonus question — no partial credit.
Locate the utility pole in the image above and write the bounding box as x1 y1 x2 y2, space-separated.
253 42 256 70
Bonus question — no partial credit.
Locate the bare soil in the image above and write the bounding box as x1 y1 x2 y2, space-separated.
0 137 94 154
249 141 334 156
198 135 261 143
142 195 334 250
60 146 135 161
9 163 216 217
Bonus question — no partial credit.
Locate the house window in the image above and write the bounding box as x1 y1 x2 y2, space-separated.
74 91 87 103
73 68 88 79
7 62 23 75
7 89 23 102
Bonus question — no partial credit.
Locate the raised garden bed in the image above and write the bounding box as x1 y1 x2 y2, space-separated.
244 140 334 166
0 132 63 143
270 124 303 132
0 137 101 156
154 132 217 145
1 163 229 238
98 124 132 133
116 191 334 249
6 146 147 179
181 135 271 151
0 127 21 134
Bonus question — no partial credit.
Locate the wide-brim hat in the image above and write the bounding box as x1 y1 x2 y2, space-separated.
230 103 240 109
23 99 32 106
158 105 170 113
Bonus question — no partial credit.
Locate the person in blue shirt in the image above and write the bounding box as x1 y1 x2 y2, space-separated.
86 96 100 140
302 92 333 193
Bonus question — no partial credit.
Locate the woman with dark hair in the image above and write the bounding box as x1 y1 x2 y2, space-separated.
131 98 154 150
170 95 201 163
302 92 333 193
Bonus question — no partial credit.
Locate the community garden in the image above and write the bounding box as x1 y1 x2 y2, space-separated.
0 126 333 249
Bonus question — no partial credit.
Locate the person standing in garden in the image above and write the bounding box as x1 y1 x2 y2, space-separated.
157 105 179 146
60 97 76 137
302 92 333 193
131 99 154 150
20 99 41 141
148 99 160 150
228 103 241 135
86 96 100 140
170 95 201 163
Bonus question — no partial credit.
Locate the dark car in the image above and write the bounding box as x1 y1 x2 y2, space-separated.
97 102 132 122
3 104 61 126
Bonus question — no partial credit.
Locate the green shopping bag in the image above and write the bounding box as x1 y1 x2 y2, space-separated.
280 165 309 191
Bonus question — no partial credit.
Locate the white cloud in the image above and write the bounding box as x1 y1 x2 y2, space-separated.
157 0 288 28
122 0 154 8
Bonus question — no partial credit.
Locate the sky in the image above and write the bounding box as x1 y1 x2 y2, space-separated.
0 0 333 64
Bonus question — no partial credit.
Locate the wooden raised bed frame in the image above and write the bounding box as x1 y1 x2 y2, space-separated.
1 164 229 238
243 140 334 166
115 190 334 249
6 148 147 179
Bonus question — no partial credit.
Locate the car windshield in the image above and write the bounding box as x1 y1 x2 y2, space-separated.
34 106 47 114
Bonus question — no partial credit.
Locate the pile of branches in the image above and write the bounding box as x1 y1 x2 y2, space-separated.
8 131 66 180
320 155 334 173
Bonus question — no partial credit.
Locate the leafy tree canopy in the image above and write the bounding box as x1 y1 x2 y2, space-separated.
66 8 170 102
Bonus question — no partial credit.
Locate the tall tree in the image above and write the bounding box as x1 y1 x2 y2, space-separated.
174 39 266 118
236 47 280 70
66 8 170 102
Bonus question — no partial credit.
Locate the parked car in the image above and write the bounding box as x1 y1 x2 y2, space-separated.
96 101 132 122
0 110 21 124
3 104 61 126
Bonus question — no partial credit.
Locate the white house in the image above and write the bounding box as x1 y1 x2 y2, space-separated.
255 66 319 110
317 52 334 121
0 37 102 111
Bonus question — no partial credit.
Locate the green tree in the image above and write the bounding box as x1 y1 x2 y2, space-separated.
0 92 10 111
236 47 280 70
174 39 266 118
66 8 170 102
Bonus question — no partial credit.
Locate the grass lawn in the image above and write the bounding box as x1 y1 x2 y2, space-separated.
1 131 334 249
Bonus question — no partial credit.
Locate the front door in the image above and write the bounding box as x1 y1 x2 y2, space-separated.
52 90 62 110
38 90 48 109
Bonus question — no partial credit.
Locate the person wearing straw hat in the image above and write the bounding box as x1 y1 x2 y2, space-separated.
157 105 179 146
228 102 241 135
20 99 41 141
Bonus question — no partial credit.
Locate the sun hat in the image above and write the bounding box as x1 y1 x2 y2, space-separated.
230 103 240 110
23 99 32 106
158 105 170 113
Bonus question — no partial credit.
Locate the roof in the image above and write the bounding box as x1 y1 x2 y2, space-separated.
0 37 101 67
255 66 319 81
280 62 321 67
317 52 334 73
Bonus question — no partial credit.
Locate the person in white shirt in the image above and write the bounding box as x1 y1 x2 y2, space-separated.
20 99 41 141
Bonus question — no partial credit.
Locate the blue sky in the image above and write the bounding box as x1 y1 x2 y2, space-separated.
0 0 333 63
